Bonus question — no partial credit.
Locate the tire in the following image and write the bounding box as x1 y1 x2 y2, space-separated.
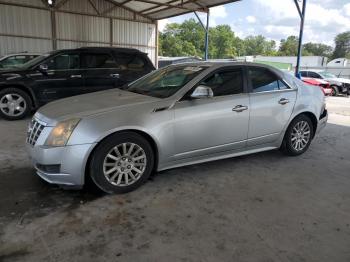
0 88 32 120
281 114 314 156
89 132 154 194
331 86 339 96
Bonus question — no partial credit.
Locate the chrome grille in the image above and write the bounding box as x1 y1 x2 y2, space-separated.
27 118 45 146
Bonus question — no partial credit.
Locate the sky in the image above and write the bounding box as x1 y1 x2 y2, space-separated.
158 0 350 47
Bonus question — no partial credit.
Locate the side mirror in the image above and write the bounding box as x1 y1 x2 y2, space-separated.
191 85 214 99
38 64 48 74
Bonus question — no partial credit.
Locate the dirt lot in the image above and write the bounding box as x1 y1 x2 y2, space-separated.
0 97 350 262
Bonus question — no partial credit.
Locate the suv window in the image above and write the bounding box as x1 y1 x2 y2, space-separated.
200 69 244 97
115 54 146 71
308 71 321 79
249 68 284 92
46 53 80 70
81 53 118 69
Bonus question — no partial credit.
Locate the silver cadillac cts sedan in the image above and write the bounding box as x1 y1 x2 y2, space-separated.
26 62 328 193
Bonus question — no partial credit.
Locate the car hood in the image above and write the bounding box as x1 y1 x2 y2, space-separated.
326 77 350 84
36 89 161 124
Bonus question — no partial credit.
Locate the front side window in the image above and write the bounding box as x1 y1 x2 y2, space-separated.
249 68 283 93
81 53 118 69
300 71 308 77
125 65 207 98
200 69 244 97
46 53 80 70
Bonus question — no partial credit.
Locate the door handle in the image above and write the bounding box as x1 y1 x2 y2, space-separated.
232 105 248 112
279 98 290 105
110 73 120 78
70 74 82 78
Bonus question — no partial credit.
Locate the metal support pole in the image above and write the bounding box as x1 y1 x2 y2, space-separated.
204 9 210 61
295 0 306 78
50 9 57 50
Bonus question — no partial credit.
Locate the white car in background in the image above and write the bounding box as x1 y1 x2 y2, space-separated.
0 53 40 70
300 70 350 96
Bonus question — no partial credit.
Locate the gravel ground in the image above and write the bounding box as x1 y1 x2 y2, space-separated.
0 97 349 262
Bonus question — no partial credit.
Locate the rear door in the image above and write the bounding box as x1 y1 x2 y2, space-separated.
81 51 122 93
247 66 297 147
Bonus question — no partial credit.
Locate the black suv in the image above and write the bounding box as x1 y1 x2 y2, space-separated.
0 47 155 120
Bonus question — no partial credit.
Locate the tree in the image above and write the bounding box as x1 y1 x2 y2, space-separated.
209 25 238 58
278 36 299 56
241 35 276 56
303 43 333 57
332 31 350 59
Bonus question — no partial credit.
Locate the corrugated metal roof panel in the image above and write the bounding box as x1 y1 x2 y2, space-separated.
56 12 110 43
108 0 240 20
0 5 51 38
0 36 51 55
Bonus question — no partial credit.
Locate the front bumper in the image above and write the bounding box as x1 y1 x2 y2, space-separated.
26 143 96 186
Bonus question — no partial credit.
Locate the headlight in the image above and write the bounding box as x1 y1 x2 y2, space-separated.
45 118 80 147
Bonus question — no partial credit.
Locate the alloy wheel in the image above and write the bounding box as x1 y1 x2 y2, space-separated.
291 120 311 151
0 93 27 117
103 142 147 187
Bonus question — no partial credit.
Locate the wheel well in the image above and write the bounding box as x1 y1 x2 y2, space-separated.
296 112 318 138
84 129 159 184
0 85 36 108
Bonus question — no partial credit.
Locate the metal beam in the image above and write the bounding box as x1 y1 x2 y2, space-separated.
295 0 307 77
88 0 100 15
293 0 302 18
132 0 207 13
205 9 210 60
101 0 132 15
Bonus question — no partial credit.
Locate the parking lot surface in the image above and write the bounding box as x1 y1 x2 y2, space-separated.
0 97 350 262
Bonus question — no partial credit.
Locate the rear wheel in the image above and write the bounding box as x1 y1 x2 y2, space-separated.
0 88 31 120
89 132 154 194
281 114 314 156
331 86 339 96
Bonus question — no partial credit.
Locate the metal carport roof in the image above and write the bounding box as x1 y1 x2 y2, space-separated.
103 0 240 20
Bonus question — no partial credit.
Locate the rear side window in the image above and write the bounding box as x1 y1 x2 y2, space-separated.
308 71 321 78
249 68 285 92
81 53 118 69
115 54 147 71
201 69 243 97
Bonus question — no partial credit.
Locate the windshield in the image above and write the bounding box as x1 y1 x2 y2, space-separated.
18 52 52 69
319 71 336 78
124 65 207 98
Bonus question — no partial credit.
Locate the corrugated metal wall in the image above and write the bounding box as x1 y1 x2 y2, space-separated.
0 0 157 65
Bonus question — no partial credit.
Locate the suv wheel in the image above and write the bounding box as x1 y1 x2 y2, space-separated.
281 114 314 156
89 132 154 194
0 88 32 120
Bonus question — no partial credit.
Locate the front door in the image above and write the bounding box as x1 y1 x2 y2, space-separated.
247 66 297 146
173 67 250 160
31 52 83 102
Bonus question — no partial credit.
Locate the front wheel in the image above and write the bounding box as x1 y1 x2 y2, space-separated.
281 115 314 156
0 88 32 120
89 132 154 194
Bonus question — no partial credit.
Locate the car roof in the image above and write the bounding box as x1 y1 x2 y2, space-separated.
166 61 285 77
